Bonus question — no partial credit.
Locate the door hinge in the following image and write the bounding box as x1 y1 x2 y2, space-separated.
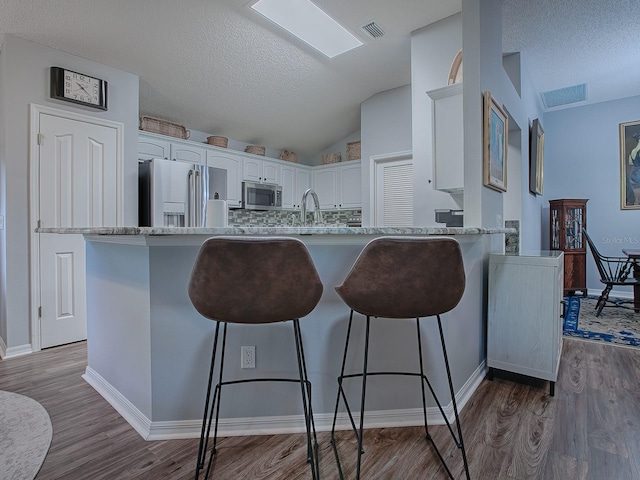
38 306 42 318
37 133 42 145
37 219 42 228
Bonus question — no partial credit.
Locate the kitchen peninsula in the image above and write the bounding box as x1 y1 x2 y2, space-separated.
37 226 512 440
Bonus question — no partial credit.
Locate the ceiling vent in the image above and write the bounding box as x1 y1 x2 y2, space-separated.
361 21 385 38
541 84 587 108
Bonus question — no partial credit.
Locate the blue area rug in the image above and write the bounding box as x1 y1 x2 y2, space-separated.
563 295 640 347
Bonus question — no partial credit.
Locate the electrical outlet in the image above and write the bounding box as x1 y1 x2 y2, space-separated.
241 345 255 369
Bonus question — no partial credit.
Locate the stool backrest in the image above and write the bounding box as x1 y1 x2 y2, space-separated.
336 237 465 318
189 237 323 324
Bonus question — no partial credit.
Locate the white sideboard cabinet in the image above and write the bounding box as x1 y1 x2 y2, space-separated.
487 251 564 396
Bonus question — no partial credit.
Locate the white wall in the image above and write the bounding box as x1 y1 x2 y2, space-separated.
0 34 139 351
360 85 413 226
543 95 640 293
411 14 464 226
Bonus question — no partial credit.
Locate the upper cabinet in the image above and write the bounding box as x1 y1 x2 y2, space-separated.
170 142 206 164
313 167 339 210
243 157 281 185
339 162 362 209
138 134 170 160
312 161 361 210
427 83 463 193
206 151 243 208
282 163 311 210
138 132 362 212
138 133 205 164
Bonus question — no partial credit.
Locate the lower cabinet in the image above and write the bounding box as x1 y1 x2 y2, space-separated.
487 251 564 395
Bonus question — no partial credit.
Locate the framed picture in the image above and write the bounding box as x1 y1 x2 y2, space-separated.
483 91 508 192
620 120 640 209
529 118 544 195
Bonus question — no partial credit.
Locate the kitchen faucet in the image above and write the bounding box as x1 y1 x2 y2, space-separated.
300 189 324 226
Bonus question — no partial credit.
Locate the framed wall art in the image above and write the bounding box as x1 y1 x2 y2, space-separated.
483 91 508 192
529 118 544 195
620 120 640 209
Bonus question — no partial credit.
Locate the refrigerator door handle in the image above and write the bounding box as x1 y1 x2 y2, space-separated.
195 168 202 227
188 169 195 227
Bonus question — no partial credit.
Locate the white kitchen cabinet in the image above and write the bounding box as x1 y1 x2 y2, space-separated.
427 83 463 193
207 151 243 208
170 142 206 164
242 157 280 184
282 164 312 210
487 251 564 396
338 162 362 209
138 134 170 160
312 162 361 210
138 133 205 164
313 167 339 210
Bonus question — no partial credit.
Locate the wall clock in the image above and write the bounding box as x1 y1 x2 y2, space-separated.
50 66 108 110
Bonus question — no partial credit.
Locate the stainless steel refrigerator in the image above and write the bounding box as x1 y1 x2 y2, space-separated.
138 158 227 227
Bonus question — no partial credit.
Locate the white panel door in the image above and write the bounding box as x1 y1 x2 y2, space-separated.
38 113 118 348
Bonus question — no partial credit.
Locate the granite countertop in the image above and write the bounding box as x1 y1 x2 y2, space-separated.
36 226 516 236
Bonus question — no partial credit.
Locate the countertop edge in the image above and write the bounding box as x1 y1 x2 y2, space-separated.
36 226 516 236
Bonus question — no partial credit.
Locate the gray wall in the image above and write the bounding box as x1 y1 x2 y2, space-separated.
0 34 139 351
542 95 640 294
360 85 413 226
411 14 464 226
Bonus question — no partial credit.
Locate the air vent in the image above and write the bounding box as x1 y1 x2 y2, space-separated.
361 21 385 38
541 84 587 108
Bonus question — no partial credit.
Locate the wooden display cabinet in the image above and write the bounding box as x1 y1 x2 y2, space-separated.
549 199 588 295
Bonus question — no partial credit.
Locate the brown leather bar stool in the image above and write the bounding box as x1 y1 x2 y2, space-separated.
188 237 323 480
330 237 471 480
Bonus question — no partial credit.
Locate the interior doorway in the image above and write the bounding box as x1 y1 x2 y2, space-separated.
29 105 123 350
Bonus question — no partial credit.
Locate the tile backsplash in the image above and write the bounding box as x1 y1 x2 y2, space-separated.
505 220 520 254
229 209 362 227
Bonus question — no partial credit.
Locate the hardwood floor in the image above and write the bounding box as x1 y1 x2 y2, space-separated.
1 338 640 479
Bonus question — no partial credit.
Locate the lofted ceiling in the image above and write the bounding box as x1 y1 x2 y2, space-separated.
1 0 638 158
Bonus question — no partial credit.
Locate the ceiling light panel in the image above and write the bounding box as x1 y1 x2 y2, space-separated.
251 0 363 58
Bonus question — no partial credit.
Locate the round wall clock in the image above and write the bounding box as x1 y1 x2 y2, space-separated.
50 66 108 110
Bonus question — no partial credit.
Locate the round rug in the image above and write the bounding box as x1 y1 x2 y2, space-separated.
0 390 53 480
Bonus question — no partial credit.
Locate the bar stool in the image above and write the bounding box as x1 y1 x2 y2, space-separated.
330 237 471 480
188 237 323 480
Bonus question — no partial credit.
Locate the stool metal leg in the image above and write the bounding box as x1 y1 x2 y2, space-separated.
355 315 371 479
331 313 472 480
415 318 430 439
195 322 228 480
437 314 471 480
293 319 319 480
195 320 318 480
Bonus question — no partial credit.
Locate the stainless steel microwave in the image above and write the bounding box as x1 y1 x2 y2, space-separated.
242 182 282 210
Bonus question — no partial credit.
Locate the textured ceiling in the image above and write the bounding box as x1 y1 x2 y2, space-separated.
502 0 640 110
1 1 638 158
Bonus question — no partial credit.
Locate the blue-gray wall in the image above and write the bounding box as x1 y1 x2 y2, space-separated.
0 34 139 352
542 95 640 294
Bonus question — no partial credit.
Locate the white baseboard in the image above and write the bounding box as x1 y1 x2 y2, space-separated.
588 288 633 300
0 339 33 360
83 362 487 441
82 367 153 440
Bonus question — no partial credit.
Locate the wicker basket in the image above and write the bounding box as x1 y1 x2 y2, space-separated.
245 145 266 156
279 150 299 163
207 136 228 148
346 141 361 161
322 152 341 164
139 116 190 139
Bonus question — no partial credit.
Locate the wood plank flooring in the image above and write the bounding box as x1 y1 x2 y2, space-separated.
1 338 640 479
